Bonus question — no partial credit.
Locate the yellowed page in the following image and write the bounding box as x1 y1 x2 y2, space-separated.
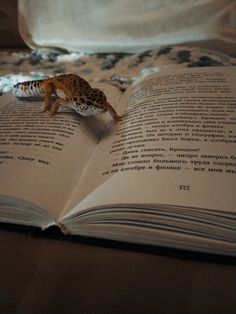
62 67 236 220
0 83 121 224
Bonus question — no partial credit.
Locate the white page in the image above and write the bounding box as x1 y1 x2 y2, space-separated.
62 67 236 219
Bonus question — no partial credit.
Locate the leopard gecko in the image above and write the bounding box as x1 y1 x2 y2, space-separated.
12 74 121 121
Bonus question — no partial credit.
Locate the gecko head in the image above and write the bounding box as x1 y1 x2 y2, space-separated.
84 88 108 114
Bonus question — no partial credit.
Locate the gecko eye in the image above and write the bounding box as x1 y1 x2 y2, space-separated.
86 100 93 106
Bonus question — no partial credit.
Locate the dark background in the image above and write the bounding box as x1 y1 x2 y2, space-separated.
0 0 26 48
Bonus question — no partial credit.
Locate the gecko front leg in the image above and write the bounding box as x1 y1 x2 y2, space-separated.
106 102 122 121
49 98 68 116
42 81 55 113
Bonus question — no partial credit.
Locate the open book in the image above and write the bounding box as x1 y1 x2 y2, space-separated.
0 67 235 256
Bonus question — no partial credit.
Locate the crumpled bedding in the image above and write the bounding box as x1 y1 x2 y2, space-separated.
0 45 235 95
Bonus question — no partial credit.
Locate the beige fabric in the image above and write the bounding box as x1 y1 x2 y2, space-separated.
18 0 236 54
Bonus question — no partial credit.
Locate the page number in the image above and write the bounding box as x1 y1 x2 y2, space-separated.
179 185 190 191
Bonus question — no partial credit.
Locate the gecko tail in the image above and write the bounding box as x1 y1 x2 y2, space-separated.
12 80 45 97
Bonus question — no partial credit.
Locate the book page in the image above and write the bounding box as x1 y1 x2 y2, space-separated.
62 67 236 219
0 83 121 221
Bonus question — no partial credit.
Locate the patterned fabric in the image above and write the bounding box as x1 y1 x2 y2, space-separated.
0 46 235 95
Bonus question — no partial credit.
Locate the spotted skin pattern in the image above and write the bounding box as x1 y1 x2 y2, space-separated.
12 74 121 121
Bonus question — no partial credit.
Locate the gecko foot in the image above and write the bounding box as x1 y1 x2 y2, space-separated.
114 115 122 122
41 107 51 113
49 111 57 117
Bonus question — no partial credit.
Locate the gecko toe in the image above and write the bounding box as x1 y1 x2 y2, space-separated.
49 111 57 117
